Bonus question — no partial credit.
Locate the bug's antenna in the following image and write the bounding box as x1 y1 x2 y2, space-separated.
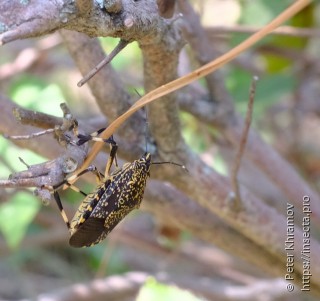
152 161 188 172
134 88 149 153
145 106 149 154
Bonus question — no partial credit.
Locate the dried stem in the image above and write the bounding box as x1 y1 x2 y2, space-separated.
206 24 320 38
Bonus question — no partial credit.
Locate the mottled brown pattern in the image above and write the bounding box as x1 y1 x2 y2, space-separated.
69 153 151 247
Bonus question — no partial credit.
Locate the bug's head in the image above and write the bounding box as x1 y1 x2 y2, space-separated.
136 152 152 175
141 152 152 166
144 152 152 163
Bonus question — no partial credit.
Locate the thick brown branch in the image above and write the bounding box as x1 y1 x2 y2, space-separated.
0 1 74 45
0 0 170 46
140 18 185 163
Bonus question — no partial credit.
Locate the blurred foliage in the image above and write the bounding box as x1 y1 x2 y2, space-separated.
137 278 204 301
9 75 64 114
239 0 292 26
0 137 47 174
226 68 295 115
181 112 208 154
0 192 40 249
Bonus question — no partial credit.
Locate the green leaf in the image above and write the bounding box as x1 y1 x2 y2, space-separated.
137 277 204 301
0 192 40 249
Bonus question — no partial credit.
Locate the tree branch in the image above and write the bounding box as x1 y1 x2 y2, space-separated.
0 0 171 46
177 0 320 225
0 95 88 203
140 16 185 163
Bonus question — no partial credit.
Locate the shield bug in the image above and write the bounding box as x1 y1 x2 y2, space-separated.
53 126 186 247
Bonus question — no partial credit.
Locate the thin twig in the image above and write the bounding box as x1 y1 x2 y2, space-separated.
230 76 258 209
77 39 129 87
0 178 44 188
3 128 55 140
19 157 30 169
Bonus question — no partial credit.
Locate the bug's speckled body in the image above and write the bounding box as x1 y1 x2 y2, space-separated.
69 152 151 248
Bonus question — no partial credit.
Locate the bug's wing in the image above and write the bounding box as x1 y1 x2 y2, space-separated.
69 207 133 248
68 169 132 248
69 218 105 248
68 162 149 248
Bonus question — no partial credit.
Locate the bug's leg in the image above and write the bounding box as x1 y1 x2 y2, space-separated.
104 137 118 177
66 165 104 186
77 129 118 177
63 183 88 197
53 190 70 230
77 128 107 145
46 165 103 230
53 165 103 193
